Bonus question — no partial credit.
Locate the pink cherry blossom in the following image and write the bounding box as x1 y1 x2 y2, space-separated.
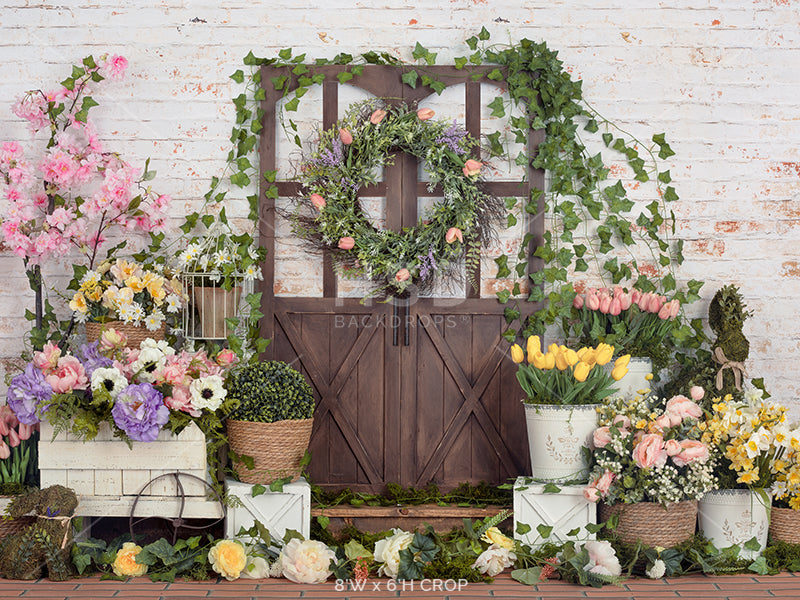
100 54 129 80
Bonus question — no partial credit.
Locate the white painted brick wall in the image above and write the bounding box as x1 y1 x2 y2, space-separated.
1 1 799 413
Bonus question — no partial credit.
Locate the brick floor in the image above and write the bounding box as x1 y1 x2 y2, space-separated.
2 572 800 600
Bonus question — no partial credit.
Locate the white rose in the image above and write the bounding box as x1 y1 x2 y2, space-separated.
583 540 621 577
646 558 666 579
471 544 516 577
280 539 335 584
240 555 270 579
373 528 414 579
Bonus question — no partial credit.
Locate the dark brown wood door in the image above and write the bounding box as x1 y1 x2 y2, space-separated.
258 65 543 492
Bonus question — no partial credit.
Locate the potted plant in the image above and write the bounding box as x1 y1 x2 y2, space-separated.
584 391 715 548
225 361 315 484
511 335 629 482
698 386 783 559
565 285 681 397
69 257 184 346
0 406 38 542
174 221 264 341
768 421 800 544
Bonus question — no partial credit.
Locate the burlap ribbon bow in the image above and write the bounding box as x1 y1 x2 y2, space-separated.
712 347 748 391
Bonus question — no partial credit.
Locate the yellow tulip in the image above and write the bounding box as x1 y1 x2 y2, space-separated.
526 335 541 363
577 347 589 359
595 343 614 366
614 354 631 369
573 361 591 382
611 365 629 381
564 348 580 367
510 344 525 364
548 343 560 356
532 351 547 370
543 352 556 370
582 348 597 366
555 350 569 371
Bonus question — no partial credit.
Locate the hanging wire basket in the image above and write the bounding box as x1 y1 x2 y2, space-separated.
180 272 254 343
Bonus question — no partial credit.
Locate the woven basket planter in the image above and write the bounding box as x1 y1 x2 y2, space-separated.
85 320 165 348
0 497 35 541
227 418 314 484
770 507 800 544
599 500 698 548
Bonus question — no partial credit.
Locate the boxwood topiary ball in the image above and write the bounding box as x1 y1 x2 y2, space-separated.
227 361 315 423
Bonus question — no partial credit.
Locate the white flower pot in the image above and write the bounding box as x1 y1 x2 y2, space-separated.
609 356 653 399
523 403 599 483
698 489 771 560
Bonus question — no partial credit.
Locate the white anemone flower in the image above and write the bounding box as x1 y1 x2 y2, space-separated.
189 375 227 411
90 366 129 400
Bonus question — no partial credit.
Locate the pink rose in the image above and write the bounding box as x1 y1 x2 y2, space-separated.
216 348 238 368
339 128 353 145
672 440 709 467
338 237 355 250
462 159 482 177
612 415 631 429
33 342 61 374
395 268 410 283
310 194 326 210
417 108 435 121
595 470 616 494
593 426 613 448
690 386 705 401
370 109 387 125
445 227 463 244
164 386 201 418
45 356 88 393
632 433 668 469
583 486 601 502
654 414 672 431
665 395 703 422
664 439 682 456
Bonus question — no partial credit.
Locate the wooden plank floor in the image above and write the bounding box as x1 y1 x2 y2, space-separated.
1 572 800 599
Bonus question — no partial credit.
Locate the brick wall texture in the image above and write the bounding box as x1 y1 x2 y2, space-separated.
1 1 799 412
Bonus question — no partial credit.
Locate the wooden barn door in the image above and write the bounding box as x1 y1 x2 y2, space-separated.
258 66 543 492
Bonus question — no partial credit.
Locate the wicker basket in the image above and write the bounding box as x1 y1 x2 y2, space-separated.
227 418 314 484
85 320 165 348
770 507 800 544
599 500 698 548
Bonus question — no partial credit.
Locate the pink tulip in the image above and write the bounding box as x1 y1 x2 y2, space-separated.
0 420 7 438
599 294 612 314
395 268 410 282
17 423 33 441
649 294 665 314
0 441 9 460
370 109 387 125
631 288 642 304
338 237 355 250
669 299 681 318
690 386 705 401
618 292 632 311
462 159 482 178
7 429 20 448
417 108 435 121
613 286 625 298
573 294 584 309
637 292 652 312
339 128 353 145
310 193 326 210
586 292 600 311
608 297 622 316
445 227 463 244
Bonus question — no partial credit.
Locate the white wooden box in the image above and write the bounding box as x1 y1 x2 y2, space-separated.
225 477 311 541
38 421 222 519
513 477 596 547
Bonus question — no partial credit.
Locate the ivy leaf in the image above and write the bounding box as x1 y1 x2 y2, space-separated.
584 119 598 133
543 482 560 493
663 186 679 202
401 70 419 88
251 484 266 497
749 556 771 576
478 26 491 41
653 132 676 159
507 213 517 227
536 524 553 539
516 522 531 535
278 48 292 60
455 56 468 69
337 71 354 84
512 567 543 586
496 289 511 304
495 255 511 278
658 170 672 184
317 515 330 530
284 97 299 112
487 96 505 118
466 35 479 51
230 69 245 84
344 540 373 562
487 68 504 81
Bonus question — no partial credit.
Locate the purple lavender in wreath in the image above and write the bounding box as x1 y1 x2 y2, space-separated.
111 382 169 442
417 245 439 281
6 363 53 425
434 120 468 154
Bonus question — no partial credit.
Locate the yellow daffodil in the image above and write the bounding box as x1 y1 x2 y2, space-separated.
737 470 759 485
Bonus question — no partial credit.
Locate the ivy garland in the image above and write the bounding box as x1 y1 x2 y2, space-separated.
291 99 504 297
209 28 705 349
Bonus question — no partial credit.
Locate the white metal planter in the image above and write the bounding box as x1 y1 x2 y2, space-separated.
523 403 599 483
224 477 311 541
513 478 596 547
698 489 771 560
608 356 653 400
38 422 222 519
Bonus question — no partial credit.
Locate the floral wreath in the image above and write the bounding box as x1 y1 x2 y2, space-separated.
292 99 505 298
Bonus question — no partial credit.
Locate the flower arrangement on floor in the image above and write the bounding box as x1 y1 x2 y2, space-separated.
291 98 505 297
585 392 716 506
511 336 629 405
565 286 680 370
0 406 38 495
5 327 238 444
699 386 788 491
68 258 184 332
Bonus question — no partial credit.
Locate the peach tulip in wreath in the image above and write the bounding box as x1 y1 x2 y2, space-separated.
290 99 505 298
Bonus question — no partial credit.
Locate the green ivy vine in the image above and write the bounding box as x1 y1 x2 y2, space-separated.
209 27 704 349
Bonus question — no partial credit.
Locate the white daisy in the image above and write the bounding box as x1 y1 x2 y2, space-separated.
116 302 135 324
91 366 129 400
129 302 145 324
165 293 182 313
144 309 165 331
189 375 227 411
178 243 202 267
214 249 233 265
243 264 262 281
80 270 101 289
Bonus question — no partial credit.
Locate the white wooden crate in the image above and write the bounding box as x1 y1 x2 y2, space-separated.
39 421 222 519
513 477 596 547
224 477 311 541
